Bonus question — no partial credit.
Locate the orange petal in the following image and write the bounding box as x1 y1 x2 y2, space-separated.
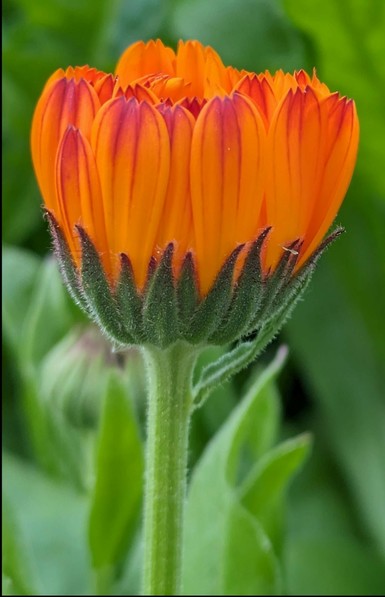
47 66 115 104
264 88 359 270
176 40 207 97
295 69 311 88
43 68 67 90
176 40 232 99
264 87 326 268
115 40 176 90
203 46 233 95
294 69 330 98
266 70 297 102
91 97 170 287
93 73 116 104
31 77 100 217
235 74 276 124
191 93 266 295
156 104 195 273
55 126 111 276
226 66 249 90
140 74 192 103
299 97 359 264
119 82 159 104
176 96 207 119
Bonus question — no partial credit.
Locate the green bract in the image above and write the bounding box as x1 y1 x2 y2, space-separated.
46 210 343 350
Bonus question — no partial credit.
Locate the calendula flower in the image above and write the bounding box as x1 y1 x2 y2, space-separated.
31 39 359 348
31 41 360 596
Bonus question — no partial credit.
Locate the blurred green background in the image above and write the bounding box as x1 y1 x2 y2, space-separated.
3 0 385 595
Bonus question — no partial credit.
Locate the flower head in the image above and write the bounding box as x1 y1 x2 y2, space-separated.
31 39 359 347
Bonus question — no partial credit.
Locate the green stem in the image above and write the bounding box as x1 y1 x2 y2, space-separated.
141 341 198 596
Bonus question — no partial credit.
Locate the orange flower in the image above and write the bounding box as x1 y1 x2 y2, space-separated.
31 39 359 299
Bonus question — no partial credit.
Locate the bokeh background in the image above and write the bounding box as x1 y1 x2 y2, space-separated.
3 0 385 595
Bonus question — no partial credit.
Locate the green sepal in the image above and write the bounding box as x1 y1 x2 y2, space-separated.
299 227 345 273
115 253 145 343
143 256 157 295
191 229 345 405
269 228 345 317
44 210 90 314
46 214 344 351
76 226 133 345
185 244 244 344
142 243 179 348
176 252 199 336
253 239 302 328
209 228 271 345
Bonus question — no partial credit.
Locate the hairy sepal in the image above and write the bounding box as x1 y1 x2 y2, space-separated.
44 210 89 313
143 243 180 348
185 245 244 344
46 215 344 352
76 226 134 345
209 228 270 345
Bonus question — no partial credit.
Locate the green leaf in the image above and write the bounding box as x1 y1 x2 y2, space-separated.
222 506 279 596
284 442 385 595
2 245 40 352
88 371 144 576
183 347 304 595
286 537 385 596
240 435 311 553
2 451 91 595
240 437 310 511
189 346 238 466
2 497 36 596
193 310 293 408
20 256 77 370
